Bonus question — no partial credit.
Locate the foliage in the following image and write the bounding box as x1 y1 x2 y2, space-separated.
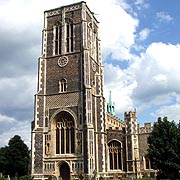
147 117 180 179
0 175 33 180
0 177 8 180
18 175 33 180
0 135 30 178
0 146 8 175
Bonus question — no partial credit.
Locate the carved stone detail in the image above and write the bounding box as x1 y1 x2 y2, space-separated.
58 56 68 67
47 9 61 17
64 5 80 12
46 5 81 17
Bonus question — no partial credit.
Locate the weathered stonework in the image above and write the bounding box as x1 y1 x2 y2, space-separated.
31 2 156 180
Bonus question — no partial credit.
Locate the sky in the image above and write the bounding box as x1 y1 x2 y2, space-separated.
0 0 180 148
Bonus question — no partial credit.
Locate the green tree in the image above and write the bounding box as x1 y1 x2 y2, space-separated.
0 146 8 175
0 135 30 178
0 177 8 180
147 117 180 179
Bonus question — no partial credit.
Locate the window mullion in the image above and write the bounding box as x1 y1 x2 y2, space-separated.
64 127 66 154
69 127 71 153
59 128 61 154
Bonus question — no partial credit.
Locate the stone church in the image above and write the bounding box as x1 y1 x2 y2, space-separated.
31 1 156 179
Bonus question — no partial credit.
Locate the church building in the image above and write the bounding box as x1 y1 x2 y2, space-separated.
31 2 156 179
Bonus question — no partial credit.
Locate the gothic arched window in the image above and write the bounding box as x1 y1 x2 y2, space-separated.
54 22 62 55
66 18 74 52
59 79 67 93
55 111 75 154
144 155 153 169
108 140 122 170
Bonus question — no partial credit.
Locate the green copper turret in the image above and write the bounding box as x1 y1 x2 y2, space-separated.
107 91 115 115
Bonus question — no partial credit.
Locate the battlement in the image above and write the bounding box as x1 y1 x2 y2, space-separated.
138 122 153 134
124 110 137 118
44 1 99 23
45 1 84 13
106 112 125 130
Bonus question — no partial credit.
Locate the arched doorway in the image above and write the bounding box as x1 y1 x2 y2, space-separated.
59 162 70 180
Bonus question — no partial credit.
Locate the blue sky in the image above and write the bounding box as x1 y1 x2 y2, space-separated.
102 0 180 122
0 0 180 147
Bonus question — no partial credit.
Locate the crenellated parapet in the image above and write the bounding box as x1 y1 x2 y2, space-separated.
138 123 153 134
124 110 137 119
106 112 124 130
124 110 137 135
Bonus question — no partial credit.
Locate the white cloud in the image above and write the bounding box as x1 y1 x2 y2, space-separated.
115 0 131 10
104 41 180 121
0 114 16 123
149 43 180 71
0 76 35 147
0 0 78 34
153 74 167 85
151 103 180 123
132 42 180 105
0 75 36 110
104 63 137 116
176 94 180 103
0 114 31 148
135 0 144 5
134 0 149 11
88 0 139 61
138 28 151 41
156 12 173 23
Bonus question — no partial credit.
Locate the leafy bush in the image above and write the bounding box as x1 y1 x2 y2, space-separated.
18 175 33 180
0 176 8 180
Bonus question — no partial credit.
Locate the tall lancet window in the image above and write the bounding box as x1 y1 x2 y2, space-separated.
54 21 62 55
56 111 75 154
108 140 122 170
66 18 74 52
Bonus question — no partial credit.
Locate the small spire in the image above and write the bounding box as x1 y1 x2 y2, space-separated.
107 91 115 116
109 91 112 103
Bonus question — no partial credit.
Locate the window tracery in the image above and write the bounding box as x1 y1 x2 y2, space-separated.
66 18 74 53
56 111 75 154
54 22 62 55
108 140 122 170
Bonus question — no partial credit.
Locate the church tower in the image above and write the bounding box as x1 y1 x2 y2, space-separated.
31 2 106 180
